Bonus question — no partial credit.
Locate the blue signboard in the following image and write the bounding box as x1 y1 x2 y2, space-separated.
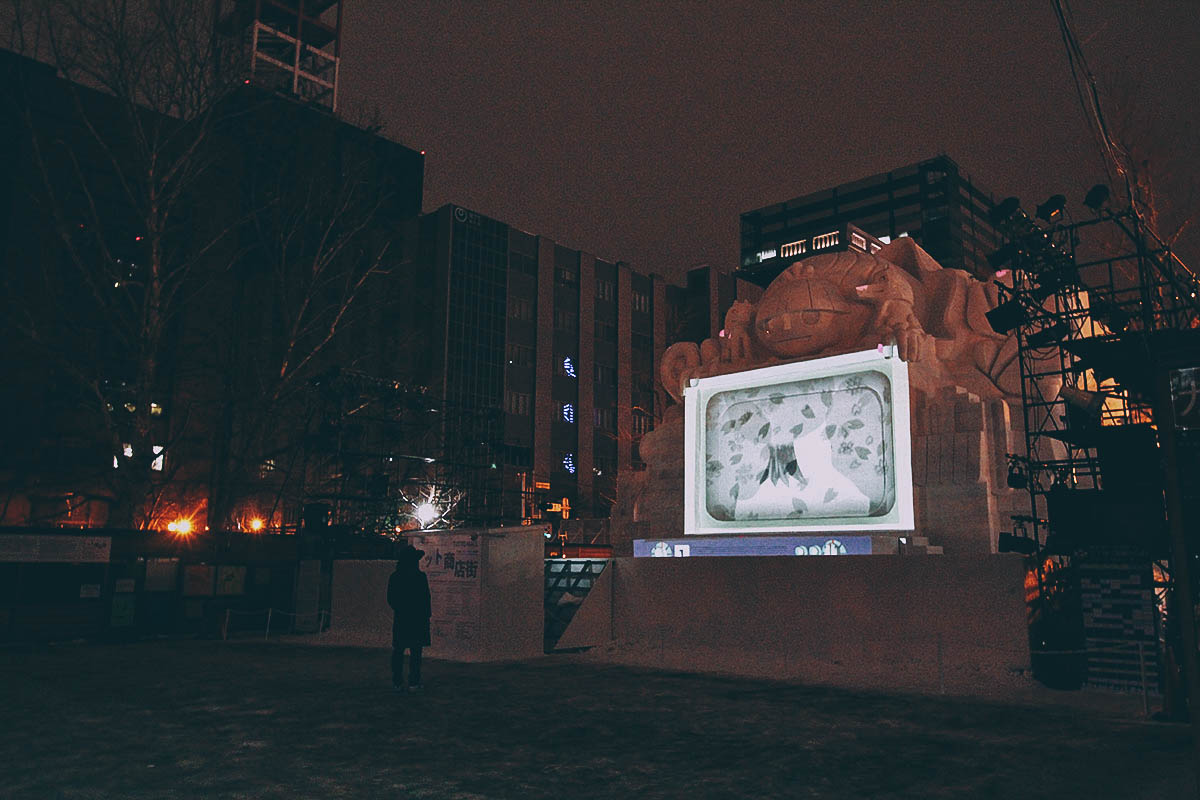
633 535 872 558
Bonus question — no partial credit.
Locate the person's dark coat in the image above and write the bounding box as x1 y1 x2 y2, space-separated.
388 553 431 647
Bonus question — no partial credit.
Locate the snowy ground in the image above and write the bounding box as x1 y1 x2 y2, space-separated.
1 639 1191 798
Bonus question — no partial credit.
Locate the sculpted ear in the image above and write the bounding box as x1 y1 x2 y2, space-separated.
660 341 701 404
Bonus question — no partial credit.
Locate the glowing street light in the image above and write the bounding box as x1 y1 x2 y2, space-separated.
167 518 193 535
414 502 440 528
248 518 265 532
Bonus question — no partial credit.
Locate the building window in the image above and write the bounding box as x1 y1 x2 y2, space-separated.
812 231 839 250
509 296 534 321
149 402 163 416
560 402 575 423
849 232 867 252
504 445 532 467
556 267 577 286
594 407 615 431
632 291 650 313
561 453 576 474
594 319 616 341
554 310 578 333
506 343 534 367
632 413 652 435
868 242 882 254
780 240 807 258
594 363 616 385
596 279 615 302
593 454 616 478
557 356 577 378
505 391 531 416
151 445 164 472
510 252 537 276
757 248 777 262
259 458 276 479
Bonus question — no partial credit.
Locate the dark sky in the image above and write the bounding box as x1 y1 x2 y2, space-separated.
338 1 1199 286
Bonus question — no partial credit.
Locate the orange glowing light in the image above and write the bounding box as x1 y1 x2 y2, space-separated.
167 518 193 535
249 518 265 532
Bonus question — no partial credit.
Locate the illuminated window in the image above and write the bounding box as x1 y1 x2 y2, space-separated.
559 356 577 378
596 279 615 302
812 231 839 250
259 458 276 479
561 403 575 423
562 453 576 474
632 413 652 435
123 443 133 458
780 240 807 258
594 407 615 431
150 402 163 416
869 242 882 254
151 445 164 472
850 232 867 252
632 291 650 313
757 248 777 262
505 391 532 416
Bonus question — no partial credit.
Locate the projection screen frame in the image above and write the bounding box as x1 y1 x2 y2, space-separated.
683 347 914 535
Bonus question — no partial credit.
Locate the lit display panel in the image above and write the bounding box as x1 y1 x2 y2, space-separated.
684 348 913 535
633 535 872 557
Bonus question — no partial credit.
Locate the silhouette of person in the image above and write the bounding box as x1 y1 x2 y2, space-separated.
388 543 431 692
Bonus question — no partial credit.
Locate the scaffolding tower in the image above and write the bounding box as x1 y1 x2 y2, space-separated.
215 0 342 112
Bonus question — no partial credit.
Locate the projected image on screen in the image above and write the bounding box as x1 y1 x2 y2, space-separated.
683 348 913 535
704 371 894 521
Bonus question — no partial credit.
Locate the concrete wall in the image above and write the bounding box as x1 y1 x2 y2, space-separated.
328 528 544 661
566 555 1029 693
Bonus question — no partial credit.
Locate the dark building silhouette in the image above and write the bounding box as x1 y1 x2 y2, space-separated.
738 155 1000 286
0 47 424 531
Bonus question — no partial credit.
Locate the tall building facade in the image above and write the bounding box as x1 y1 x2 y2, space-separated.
738 155 1000 286
407 205 671 525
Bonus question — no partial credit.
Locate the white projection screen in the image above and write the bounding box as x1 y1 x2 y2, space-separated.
684 347 914 535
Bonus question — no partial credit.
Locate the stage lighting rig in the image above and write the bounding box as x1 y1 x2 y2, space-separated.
1083 183 1110 212
1036 194 1067 223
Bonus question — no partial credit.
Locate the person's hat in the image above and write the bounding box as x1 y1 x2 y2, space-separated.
396 542 425 564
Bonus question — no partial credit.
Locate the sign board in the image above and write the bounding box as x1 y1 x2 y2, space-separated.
183 565 215 596
216 565 246 596
144 558 179 592
411 532 481 647
110 594 136 627
0 535 110 563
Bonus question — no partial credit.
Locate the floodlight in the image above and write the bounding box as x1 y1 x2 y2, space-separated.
989 197 1022 225
987 242 1022 270
998 532 1038 555
1060 386 1106 417
986 300 1025 334
1036 194 1067 223
1083 184 1110 211
1006 459 1027 489
414 502 439 527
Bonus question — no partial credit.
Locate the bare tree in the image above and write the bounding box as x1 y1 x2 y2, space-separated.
1 0 419 530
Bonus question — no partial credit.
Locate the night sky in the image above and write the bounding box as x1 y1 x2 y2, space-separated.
339 1 1200 285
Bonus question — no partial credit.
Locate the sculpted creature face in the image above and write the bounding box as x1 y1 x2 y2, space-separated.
754 265 869 357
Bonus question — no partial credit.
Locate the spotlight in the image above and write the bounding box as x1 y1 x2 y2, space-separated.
987 241 1022 270
989 197 1022 226
998 532 1039 555
1026 320 1070 348
986 300 1026 334
1083 184 1110 211
1036 194 1067 223
1060 385 1107 417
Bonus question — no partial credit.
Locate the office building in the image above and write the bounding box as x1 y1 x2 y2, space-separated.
405 205 672 525
738 155 1000 286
